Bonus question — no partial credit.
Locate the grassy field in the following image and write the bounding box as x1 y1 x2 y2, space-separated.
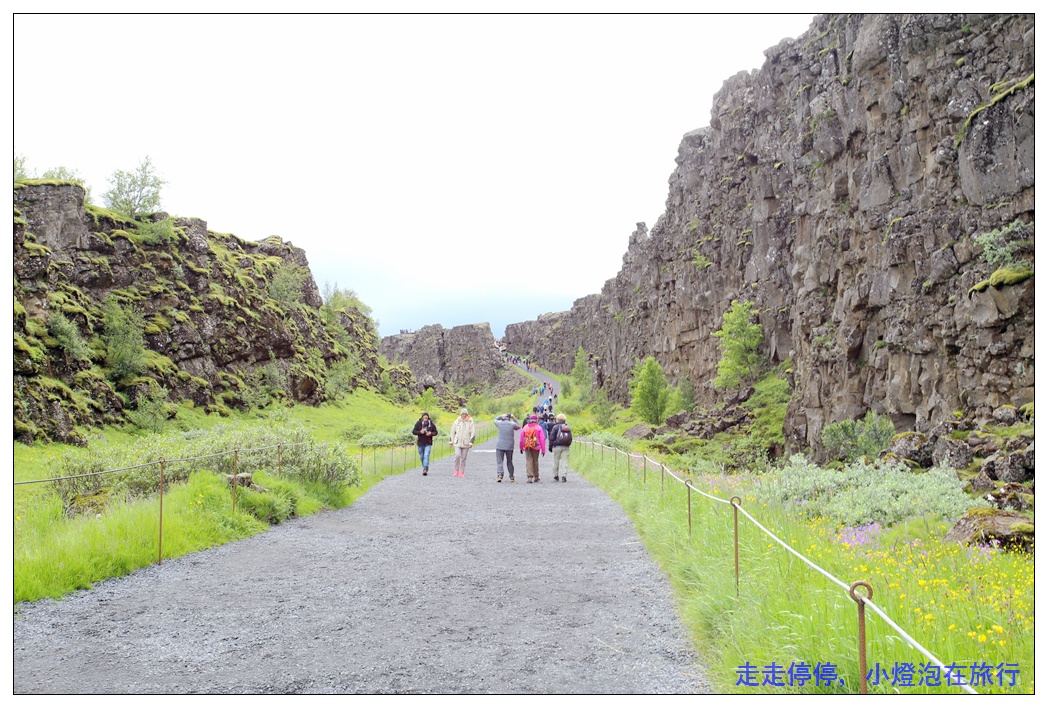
569 441 1033 695
13 389 496 604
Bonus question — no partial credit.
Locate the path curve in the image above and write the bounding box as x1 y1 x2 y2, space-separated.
14 434 710 694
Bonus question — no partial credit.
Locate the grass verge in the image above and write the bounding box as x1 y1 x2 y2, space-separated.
570 441 1033 694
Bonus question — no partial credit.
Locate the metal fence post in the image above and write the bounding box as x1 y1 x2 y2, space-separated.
643 455 647 486
277 444 282 475
687 482 692 536
232 448 240 511
731 496 742 596
850 581 874 695
158 458 165 566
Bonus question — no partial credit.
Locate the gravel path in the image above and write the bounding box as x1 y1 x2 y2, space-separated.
14 435 711 694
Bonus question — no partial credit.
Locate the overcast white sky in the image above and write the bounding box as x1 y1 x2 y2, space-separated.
12 11 816 338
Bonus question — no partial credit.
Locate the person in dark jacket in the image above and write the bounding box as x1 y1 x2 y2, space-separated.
548 413 572 482
412 412 438 475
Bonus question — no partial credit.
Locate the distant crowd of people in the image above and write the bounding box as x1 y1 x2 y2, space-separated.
410 354 573 483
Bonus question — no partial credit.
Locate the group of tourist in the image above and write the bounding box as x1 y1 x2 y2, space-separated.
410 407 573 483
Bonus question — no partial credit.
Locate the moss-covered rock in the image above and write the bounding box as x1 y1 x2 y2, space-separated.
944 508 1032 551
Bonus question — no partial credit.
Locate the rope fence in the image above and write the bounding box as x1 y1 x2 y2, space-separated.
579 439 978 695
14 421 495 567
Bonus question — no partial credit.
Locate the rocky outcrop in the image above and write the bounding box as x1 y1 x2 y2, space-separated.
505 14 1034 453
379 323 505 392
13 181 380 443
944 507 1033 551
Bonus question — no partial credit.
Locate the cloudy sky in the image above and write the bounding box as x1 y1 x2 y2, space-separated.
13 10 816 338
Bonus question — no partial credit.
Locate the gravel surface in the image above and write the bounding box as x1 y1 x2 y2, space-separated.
14 436 711 694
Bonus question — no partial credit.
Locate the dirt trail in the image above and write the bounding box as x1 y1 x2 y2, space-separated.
14 434 710 694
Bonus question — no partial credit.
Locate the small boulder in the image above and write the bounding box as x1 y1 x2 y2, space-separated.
622 423 654 441
993 406 1018 425
969 468 996 493
943 508 1033 551
933 436 973 470
883 432 934 467
983 483 1033 512
995 452 1033 484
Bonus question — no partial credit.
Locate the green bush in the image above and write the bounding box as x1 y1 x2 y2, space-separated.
125 385 170 434
973 218 1033 269
821 410 895 463
46 311 92 361
51 415 360 511
102 297 147 382
587 431 635 451
267 262 309 310
757 454 985 527
358 430 405 447
138 217 177 245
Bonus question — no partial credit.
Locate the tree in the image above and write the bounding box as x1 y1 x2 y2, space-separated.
569 346 592 403
592 388 615 429
14 154 30 181
629 356 671 426
712 299 763 389
102 297 147 382
669 377 695 414
103 156 165 218
46 312 92 362
267 262 309 310
322 281 374 319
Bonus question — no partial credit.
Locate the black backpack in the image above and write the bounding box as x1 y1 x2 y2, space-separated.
557 423 572 446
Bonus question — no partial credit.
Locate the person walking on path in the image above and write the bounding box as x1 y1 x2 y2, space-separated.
449 408 476 477
412 411 438 476
548 413 573 482
519 414 547 483
492 412 521 482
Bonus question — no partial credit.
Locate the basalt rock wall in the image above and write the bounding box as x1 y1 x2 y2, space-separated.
13 182 382 444
379 323 505 391
505 13 1035 452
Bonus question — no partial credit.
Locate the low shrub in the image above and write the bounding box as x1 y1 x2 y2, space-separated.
757 454 986 527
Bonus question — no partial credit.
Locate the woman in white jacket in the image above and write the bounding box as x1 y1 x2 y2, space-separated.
448 408 476 478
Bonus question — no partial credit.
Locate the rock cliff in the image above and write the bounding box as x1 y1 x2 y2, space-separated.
379 323 505 392
505 13 1034 451
13 182 381 444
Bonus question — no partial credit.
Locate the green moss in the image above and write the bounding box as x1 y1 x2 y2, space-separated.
84 203 137 228
955 73 1033 149
24 316 46 338
987 267 1033 288
143 350 177 375
1019 402 1034 419
968 279 991 295
22 240 53 256
1008 521 1034 534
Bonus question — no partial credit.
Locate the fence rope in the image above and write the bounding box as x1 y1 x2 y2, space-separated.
583 439 977 694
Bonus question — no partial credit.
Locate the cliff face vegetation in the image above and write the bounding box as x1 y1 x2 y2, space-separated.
505 13 1034 452
13 182 383 445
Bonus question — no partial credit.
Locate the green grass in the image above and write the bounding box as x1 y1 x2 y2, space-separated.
570 441 1033 694
14 386 503 604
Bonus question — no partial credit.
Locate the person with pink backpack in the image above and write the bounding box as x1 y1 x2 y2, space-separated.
518 414 547 483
